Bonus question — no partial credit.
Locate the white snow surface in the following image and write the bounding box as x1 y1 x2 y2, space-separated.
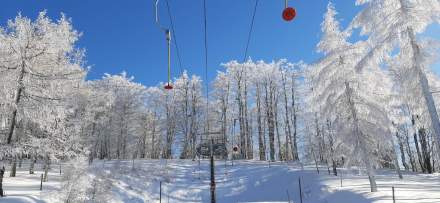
1 161 61 203
1 160 439 203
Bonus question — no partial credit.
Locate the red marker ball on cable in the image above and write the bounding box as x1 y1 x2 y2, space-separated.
164 83 173 90
282 7 296 21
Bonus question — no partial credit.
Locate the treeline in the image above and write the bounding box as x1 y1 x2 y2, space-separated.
1 0 440 195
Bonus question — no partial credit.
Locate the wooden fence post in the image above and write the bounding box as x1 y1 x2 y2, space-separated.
40 174 43 191
392 186 395 203
298 177 303 203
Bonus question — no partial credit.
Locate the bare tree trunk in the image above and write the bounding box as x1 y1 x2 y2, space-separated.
117 119 123 159
401 124 417 171
390 134 403 179
412 117 425 172
237 80 246 159
395 131 409 170
0 166 4 197
222 82 230 158
7 64 25 144
281 71 294 161
265 83 276 161
151 115 157 159
314 115 324 163
244 82 253 159
43 156 49 182
418 128 433 173
345 82 377 192
10 156 17 177
409 28 440 163
256 84 265 161
290 74 299 161
190 90 198 159
29 157 35 174
326 120 337 176
274 94 282 161
180 85 190 159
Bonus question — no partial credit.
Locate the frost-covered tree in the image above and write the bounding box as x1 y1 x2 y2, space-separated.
387 38 440 173
351 0 440 160
173 71 203 159
218 60 304 161
308 3 397 191
222 61 254 159
92 73 146 160
0 12 87 176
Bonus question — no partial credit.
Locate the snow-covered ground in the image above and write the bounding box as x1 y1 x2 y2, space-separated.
1 161 62 203
1 160 439 203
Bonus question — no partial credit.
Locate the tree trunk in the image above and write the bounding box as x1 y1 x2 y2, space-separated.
418 128 433 173
10 157 17 177
281 71 294 161
190 93 198 159
0 166 4 197
290 74 299 161
406 26 440 162
244 82 253 159
396 132 409 170
327 120 337 176
256 84 265 161
151 116 157 159
332 160 337 176
274 95 282 161
345 82 377 192
265 84 275 161
412 121 425 172
404 125 417 172
6 64 25 144
29 157 35 174
390 135 403 179
43 157 49 182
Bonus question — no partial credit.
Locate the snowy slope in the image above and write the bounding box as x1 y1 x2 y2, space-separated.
1 160 439 203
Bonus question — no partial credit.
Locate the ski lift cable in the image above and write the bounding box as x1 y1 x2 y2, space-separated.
243 0 260 62
203 0 209 133
165 0 184 75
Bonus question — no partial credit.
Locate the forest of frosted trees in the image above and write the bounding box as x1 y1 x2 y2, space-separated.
1 0 440 194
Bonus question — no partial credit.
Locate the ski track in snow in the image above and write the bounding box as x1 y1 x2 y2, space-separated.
1 160 439 203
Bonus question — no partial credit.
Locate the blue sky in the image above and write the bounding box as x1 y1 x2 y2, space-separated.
0 0 439 86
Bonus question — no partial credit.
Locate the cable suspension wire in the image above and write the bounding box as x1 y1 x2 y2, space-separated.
165 0 184 75
203 0 210 133
243 0 260 62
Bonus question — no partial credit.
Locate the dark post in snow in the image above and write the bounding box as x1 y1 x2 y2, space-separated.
392 186 395 203
0 166 5 197
210 139 216 203
40 174 43 191
298 177 303 203
159 181 162 203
